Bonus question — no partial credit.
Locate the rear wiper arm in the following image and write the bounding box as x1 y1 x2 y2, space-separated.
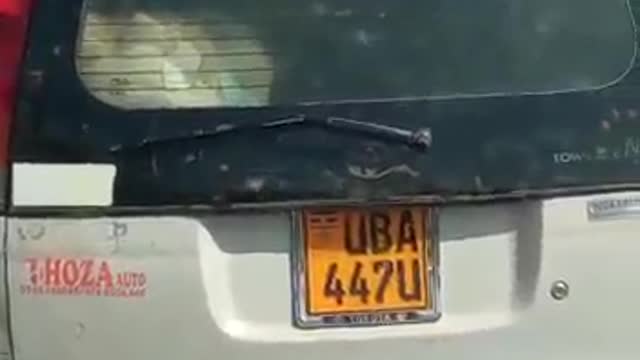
110 114 432 152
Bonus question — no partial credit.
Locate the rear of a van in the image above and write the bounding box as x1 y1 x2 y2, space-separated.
3 0 640 359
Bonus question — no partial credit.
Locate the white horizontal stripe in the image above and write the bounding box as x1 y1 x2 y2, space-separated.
12 163 116 206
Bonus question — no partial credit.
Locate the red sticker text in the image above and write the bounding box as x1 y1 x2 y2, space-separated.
20 257 146 298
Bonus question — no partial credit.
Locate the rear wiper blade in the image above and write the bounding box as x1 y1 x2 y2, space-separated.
110 114 432 152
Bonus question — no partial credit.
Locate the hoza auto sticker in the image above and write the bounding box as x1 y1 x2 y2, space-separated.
20 257 146 298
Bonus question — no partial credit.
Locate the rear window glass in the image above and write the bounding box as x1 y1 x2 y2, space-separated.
76 0 636 109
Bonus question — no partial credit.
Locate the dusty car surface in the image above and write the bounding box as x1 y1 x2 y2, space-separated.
1 0 640 359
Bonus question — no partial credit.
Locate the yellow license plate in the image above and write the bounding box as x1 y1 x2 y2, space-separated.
292 206 440 328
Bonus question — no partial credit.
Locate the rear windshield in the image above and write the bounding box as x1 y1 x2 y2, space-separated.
13 0 640 207
76 0 636 109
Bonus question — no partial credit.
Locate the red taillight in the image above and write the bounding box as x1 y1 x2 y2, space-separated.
0 0 34 167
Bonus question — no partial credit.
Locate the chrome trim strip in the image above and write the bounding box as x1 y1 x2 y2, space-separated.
587 197 640 221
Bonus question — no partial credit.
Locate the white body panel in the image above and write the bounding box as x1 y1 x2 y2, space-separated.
6 192 640 360
0 218 13 360
11 164 116 207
